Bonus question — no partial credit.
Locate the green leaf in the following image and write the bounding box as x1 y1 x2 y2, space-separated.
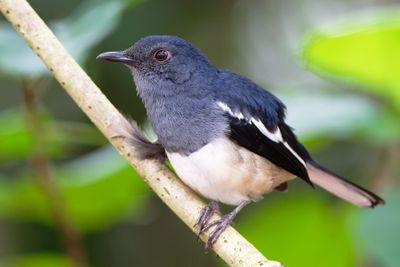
0 109 33 160
353 109 400 144
49 120 106 147
59 146 149 230
237 195 355 267
302 10 400 109
53 0 126 64
0 146 149 231
357 190 400 267
0 25 47 77
281 91 400 144
0 253 71 267
282 92 377 138
0 0 130 78
0 109 105 161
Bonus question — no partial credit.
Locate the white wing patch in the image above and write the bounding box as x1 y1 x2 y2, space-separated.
283 142 306 167
251 118 283 143
216 101 306 167
217 101 245 120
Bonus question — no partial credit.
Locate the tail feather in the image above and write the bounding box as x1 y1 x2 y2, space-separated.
307 161 384 208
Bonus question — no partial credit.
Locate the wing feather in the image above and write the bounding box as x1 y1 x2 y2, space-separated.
217 101 312 185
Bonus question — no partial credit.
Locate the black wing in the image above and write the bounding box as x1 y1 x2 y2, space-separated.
219 103 313 186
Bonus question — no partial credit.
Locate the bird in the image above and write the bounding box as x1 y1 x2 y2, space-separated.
97 35 384 248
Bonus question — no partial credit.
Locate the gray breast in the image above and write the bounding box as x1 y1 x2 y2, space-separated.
144 94 228 154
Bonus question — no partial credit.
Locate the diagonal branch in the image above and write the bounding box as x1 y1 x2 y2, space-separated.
0 1 283 266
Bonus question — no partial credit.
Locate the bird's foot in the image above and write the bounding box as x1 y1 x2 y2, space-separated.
200 200 250 249
203 213 236 250
194 201 220 238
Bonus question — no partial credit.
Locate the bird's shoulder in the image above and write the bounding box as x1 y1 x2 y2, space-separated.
215 69 286 130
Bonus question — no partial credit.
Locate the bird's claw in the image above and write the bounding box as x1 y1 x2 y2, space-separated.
203 214 235 250
194 201 220 239
195 200 249 250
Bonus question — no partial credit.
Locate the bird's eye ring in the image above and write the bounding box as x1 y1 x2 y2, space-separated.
153 49 171 62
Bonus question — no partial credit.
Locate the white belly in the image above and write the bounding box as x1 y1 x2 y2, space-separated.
167 137 294 205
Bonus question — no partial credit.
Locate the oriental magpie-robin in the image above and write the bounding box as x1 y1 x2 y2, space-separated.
97 35 384 248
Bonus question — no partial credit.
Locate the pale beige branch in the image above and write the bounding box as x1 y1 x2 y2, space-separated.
0 1 283 266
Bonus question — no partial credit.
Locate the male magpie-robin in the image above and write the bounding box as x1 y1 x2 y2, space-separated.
97 35 384 248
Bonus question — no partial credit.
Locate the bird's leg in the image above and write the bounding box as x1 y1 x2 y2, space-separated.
195 200 220 238
203 200 250 249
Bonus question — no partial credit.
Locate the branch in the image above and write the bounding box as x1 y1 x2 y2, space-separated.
0 1 283 266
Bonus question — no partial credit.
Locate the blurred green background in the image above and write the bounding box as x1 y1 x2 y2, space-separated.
0 0 399 266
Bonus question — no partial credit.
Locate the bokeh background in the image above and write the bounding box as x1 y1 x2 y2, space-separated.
0 0 399 266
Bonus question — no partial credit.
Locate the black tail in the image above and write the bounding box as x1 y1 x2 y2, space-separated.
307 161 384 208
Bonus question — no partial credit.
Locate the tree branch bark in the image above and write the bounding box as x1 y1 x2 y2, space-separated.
0 1 283 266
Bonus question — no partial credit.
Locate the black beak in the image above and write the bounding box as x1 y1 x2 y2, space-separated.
96 51 136 65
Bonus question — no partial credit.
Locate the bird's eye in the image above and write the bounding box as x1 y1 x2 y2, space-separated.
153 49 171 62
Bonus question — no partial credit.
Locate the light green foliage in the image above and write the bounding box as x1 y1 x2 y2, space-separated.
283 92 377 138
0 0 148 237
284 91 400 145
238 195 355 267
303 10 400 109
302 9 400 144
54 0 126 64
0 0 127 77
0 1 398 266
238 7 400 267
0 146 148 231
0 109 106 161
0 254 70 267
357 191 400 267
0 25 46 77
300 9 400 267
0 109 33 160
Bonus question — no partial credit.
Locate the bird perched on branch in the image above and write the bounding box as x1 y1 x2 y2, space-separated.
97 35 384 248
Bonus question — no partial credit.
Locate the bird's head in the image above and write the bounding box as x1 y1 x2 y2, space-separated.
97 35 213 93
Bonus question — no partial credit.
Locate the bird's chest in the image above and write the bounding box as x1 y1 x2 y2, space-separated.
167 137 294 205
145 97 226 154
